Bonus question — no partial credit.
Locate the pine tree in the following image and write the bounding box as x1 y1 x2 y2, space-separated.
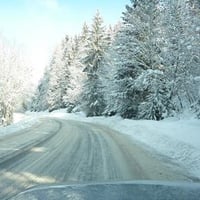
105 0 166 119
46 36 71 112
32 33 86 113
62 35 85 112
31 70 50 111
100 23 122 116
160 0 200 111
80 11 109 116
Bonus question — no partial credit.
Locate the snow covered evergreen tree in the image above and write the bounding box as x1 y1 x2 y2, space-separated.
47 51 63 110
104 26 142 118
62 35 86 112
59 24 90 112
31 69 50 111
32 32 87 113
80 11 109 116
47 36 71 111
161 0 200 111
99 23 122 116
105 0 170 119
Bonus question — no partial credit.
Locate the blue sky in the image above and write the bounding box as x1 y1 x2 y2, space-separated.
0 0 129 79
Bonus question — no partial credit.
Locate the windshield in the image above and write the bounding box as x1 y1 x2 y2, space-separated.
0 0 200 200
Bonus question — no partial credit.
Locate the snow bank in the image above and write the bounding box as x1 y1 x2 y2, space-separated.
0 110 83 138
0 113 40 137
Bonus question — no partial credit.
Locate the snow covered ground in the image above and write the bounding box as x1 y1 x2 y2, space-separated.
0 110 200 179
0 113 40 137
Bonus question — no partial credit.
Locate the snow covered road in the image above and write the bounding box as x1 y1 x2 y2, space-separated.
0 118 197 199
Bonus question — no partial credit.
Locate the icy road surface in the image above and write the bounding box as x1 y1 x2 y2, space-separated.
0 118 195 199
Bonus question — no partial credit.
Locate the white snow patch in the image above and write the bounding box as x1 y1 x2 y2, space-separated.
0 113 39 137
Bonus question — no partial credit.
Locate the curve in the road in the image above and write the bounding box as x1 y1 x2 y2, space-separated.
0 118 195 200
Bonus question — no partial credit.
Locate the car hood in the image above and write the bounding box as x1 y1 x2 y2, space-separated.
11 181 200 200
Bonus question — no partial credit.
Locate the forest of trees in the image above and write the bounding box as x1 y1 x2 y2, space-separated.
0 36 32 126
1 0 200 126
31 0 200 120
